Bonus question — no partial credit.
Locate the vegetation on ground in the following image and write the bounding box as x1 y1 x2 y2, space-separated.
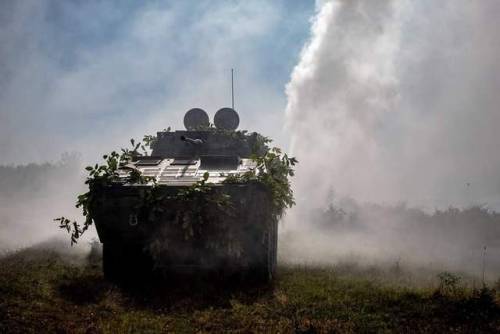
1 244 500 333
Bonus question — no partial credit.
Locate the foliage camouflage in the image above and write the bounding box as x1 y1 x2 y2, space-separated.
55 129 297 249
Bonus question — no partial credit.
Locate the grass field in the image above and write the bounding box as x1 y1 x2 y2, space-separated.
1 244 500 333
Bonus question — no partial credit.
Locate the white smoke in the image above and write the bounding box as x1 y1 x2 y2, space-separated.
282 0 500 273
286 0 500 211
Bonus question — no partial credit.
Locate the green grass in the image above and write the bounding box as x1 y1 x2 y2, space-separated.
1 246 500 333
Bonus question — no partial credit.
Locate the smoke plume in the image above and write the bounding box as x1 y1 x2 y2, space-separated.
283 0 500 273
287 0 500 209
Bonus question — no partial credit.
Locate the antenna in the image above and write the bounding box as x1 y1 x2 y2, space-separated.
231 68 235 109
482 245 487 287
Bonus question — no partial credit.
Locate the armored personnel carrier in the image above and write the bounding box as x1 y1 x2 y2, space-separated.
92 108 277 282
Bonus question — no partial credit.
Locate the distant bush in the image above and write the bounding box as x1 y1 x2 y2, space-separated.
437 271 462 295
315 201 500 247
302 200 500 274
0 153 80 199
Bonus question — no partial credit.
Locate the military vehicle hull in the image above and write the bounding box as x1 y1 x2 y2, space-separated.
93 182 277 282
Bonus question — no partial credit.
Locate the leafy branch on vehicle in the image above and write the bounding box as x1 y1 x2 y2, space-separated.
54 128 296 246
54 137 155 245
223 146 297 219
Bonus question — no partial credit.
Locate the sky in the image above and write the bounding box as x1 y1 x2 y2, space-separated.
0 0 314 165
